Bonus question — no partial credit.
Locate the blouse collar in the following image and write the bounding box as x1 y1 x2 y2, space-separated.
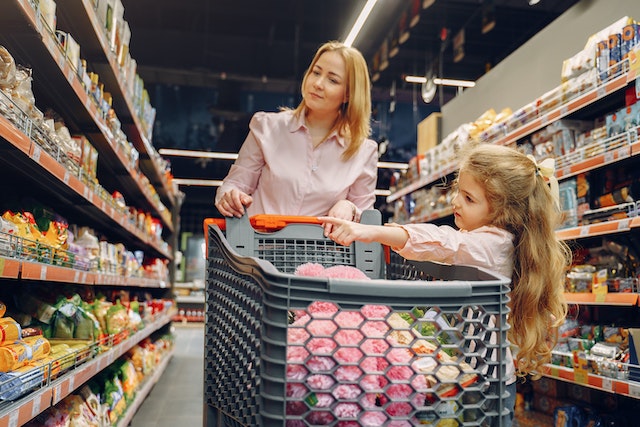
288 108 346 147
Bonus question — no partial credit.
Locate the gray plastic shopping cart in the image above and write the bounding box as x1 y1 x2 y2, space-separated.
204 211 511 427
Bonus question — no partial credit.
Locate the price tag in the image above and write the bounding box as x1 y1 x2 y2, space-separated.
32 145 41 162
31 395 41 416
84 186 90 200
629 382 640 398
68 375 75 391
579 226 590 237
67 68 74 83
619 146 631 159
540 115 549 127
597 86 607 98
560 106 569 116
63 170 70 185
53 384 62 403
40 265 47 280
34 11 43 34
618 219 630 230
604 151 614 163
74 270 80 282
84 96 92 111
8 410 18 427
601 377 613 392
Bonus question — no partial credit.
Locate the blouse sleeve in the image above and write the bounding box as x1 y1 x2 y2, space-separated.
215 113 267 204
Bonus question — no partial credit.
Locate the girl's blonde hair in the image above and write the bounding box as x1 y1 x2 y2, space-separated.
293 41 372 160
459 143 570 377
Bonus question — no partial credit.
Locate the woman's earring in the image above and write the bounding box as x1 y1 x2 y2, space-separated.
341 102 348 114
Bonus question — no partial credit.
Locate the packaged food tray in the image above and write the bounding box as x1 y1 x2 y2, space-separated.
204 212 511 427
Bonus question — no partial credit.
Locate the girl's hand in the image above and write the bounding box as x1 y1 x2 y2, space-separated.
324 200 357 235
318 216 371 246
215 189 253 218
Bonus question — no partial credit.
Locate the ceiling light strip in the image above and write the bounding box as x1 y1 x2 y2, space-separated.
172 178 224 186
343 0 378 47
404 75 476 87
173 177 392 196
158 148 239 160
160 148 408 170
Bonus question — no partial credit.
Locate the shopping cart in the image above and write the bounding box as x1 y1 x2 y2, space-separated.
204 211 511 427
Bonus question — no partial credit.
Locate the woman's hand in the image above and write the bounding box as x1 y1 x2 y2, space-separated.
324 200 357 235
215 189 253 217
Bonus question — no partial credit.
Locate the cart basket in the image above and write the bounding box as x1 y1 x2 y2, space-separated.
204 212 511 427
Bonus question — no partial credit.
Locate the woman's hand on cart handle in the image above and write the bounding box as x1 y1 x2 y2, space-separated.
216 189 253 218
323 200 358 235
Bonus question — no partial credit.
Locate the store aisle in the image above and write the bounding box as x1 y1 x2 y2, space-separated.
130 323 205 427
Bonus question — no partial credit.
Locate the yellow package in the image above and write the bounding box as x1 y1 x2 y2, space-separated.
0 317 20 345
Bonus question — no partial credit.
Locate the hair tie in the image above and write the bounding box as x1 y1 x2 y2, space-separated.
527 155 560 209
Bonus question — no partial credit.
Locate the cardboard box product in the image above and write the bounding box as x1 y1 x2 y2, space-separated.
417 112 441 154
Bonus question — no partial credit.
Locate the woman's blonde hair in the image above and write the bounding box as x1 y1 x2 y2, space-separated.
459 143 570 377
294 41 372 160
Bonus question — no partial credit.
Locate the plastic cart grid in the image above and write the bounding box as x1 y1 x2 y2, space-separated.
204 212 511 426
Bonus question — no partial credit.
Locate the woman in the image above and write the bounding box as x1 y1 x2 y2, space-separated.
215 41 378 233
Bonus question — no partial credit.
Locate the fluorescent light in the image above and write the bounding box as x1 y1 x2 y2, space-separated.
377 161 408 170
159 148 238 160
172 178 224 186
160 148 408 170
404 75 476 87
343 0 378 47
434 78 475 88
172 177 392 197
405 76 427 84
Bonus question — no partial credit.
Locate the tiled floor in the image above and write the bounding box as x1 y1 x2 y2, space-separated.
129 322 204 427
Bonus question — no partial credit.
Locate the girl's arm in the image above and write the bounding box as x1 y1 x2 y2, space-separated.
318 216 409 248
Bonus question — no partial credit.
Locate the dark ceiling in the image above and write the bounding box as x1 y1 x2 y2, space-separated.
122 0 579 101
119 0 580 231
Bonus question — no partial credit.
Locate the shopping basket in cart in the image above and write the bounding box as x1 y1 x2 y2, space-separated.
204 212 511 427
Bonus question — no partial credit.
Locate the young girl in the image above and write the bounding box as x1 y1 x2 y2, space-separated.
319 143 571 425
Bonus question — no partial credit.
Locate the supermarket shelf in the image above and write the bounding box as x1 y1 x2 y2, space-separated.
54 0 176 208
556 131 638 180
491 71 631 148
0 313 172 426
0 110 171 259
176 295 205 304
386 65 632 204
556 218 633 241
174 281 204 290
563 292 639 306
0 0 173 231
116 347 175 427
542 364 640 399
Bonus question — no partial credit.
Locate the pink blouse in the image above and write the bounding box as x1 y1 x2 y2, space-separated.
215 110 378 217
